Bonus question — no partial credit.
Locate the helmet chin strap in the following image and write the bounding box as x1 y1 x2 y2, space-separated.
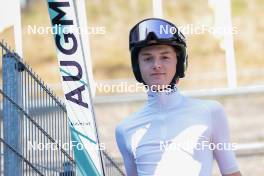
169 75 179 87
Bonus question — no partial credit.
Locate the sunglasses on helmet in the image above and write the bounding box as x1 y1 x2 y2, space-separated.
129 18 186 50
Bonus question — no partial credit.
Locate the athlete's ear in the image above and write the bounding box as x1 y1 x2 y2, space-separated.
176 79 180 84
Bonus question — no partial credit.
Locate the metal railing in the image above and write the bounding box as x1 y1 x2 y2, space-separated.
0 89 45 176
102 151 124 176
0 41 75 175
0 41 125 175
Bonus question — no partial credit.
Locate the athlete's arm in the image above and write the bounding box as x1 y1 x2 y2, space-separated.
223 171 242 176
115 125 138 176
211 101 241 175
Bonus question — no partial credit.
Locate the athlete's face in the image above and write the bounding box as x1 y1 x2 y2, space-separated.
138 44 177 89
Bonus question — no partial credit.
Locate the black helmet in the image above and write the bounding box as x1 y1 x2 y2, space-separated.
129 18 188 85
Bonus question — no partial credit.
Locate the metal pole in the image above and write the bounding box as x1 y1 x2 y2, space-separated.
152 0 163 18
3 53 22 176
209 0 237 88
224 0 237 88
14 0 23 57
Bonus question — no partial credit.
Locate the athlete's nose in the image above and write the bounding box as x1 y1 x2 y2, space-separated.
153 58 162 70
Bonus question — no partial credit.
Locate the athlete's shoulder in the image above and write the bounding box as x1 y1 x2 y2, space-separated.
115 107 146 151
183 95 222 109
183 96 225 117
115 106 147 137
197 98 225 114
185 97 227 125
191 97 226 120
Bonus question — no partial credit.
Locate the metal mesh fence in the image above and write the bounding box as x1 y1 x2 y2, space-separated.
0 41 124 176
0 42 75 175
